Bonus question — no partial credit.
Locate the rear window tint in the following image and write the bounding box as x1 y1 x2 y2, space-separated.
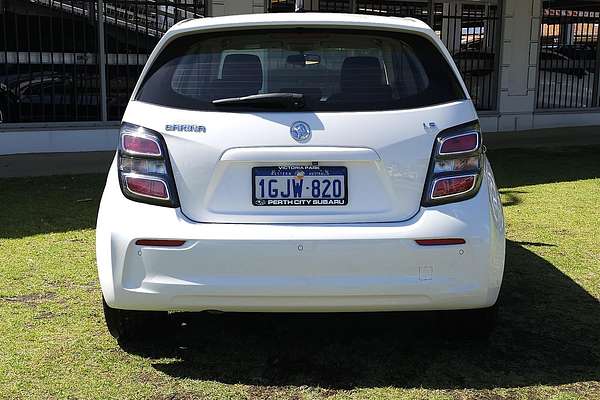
136 28 466 112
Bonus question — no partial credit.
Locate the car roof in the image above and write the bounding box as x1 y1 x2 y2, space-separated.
169 12 432 35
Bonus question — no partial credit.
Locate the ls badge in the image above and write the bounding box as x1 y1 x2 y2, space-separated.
423 122 439 135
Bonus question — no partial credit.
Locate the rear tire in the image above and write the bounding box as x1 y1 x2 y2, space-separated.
102 296 169 342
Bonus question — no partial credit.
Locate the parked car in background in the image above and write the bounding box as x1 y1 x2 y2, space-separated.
0 82 11 123
96 13 506 342
0 66 138 123
453 39 496 76
556 43 597 72
539 49 590 78
0 71 100 122
453 50 496 76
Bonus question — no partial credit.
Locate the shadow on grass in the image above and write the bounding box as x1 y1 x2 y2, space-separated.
0 175 105 239
498 189 527 207
122 240 600 390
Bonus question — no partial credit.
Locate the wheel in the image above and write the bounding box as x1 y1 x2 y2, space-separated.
438 302 498 340
102 296 169 342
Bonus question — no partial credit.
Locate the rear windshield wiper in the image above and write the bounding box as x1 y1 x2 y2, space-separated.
212 93 305 109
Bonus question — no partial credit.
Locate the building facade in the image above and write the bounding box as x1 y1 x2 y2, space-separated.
0 0 599 154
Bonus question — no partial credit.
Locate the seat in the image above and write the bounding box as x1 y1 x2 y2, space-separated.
328 56 393 103
209 54 263 100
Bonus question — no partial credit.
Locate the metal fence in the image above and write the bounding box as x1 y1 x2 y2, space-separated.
435 2 500 111
311 0 502 110
1 0 501 125
0 0 205 123
103 1 205 120
319 0 351 12
357 0 430 20
537 1 600 109
252 1 502 110
268 0 295 12
0 0 101 123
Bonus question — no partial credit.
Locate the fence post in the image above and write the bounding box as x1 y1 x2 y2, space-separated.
492 0 503 111
593 20 600 108
97 0 108 121
428 0 434 28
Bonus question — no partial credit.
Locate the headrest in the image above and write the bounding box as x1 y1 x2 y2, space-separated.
340 56 384 91
221 54 263 92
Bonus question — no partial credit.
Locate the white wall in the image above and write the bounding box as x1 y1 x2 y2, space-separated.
493 0 540 131
0 126 119 155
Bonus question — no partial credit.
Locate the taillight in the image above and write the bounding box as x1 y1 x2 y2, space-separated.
439 132 479 155
124 175 170 200
422 122 484 206
118 123 179 207
122 132 162 157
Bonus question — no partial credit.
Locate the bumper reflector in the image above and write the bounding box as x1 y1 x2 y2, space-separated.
135 239 186 247
415 238 466 246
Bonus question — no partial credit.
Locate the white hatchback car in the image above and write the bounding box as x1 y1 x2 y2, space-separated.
97 13 505 341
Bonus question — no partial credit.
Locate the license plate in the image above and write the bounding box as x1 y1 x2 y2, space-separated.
252 166 348 206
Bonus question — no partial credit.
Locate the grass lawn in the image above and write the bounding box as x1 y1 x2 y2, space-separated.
0 145 599 400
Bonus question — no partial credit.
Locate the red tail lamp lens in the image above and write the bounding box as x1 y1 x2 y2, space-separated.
122 134 161 156
416 238 466 246
125 176 169 199
135 239 186 247
440 133 478 154
432 175 475 198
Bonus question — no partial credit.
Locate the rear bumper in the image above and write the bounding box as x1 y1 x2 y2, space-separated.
96 164 505 312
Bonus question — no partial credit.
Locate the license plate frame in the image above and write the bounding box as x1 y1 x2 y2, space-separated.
252 165 348 207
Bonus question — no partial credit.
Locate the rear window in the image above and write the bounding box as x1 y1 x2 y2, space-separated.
136 28 466 112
